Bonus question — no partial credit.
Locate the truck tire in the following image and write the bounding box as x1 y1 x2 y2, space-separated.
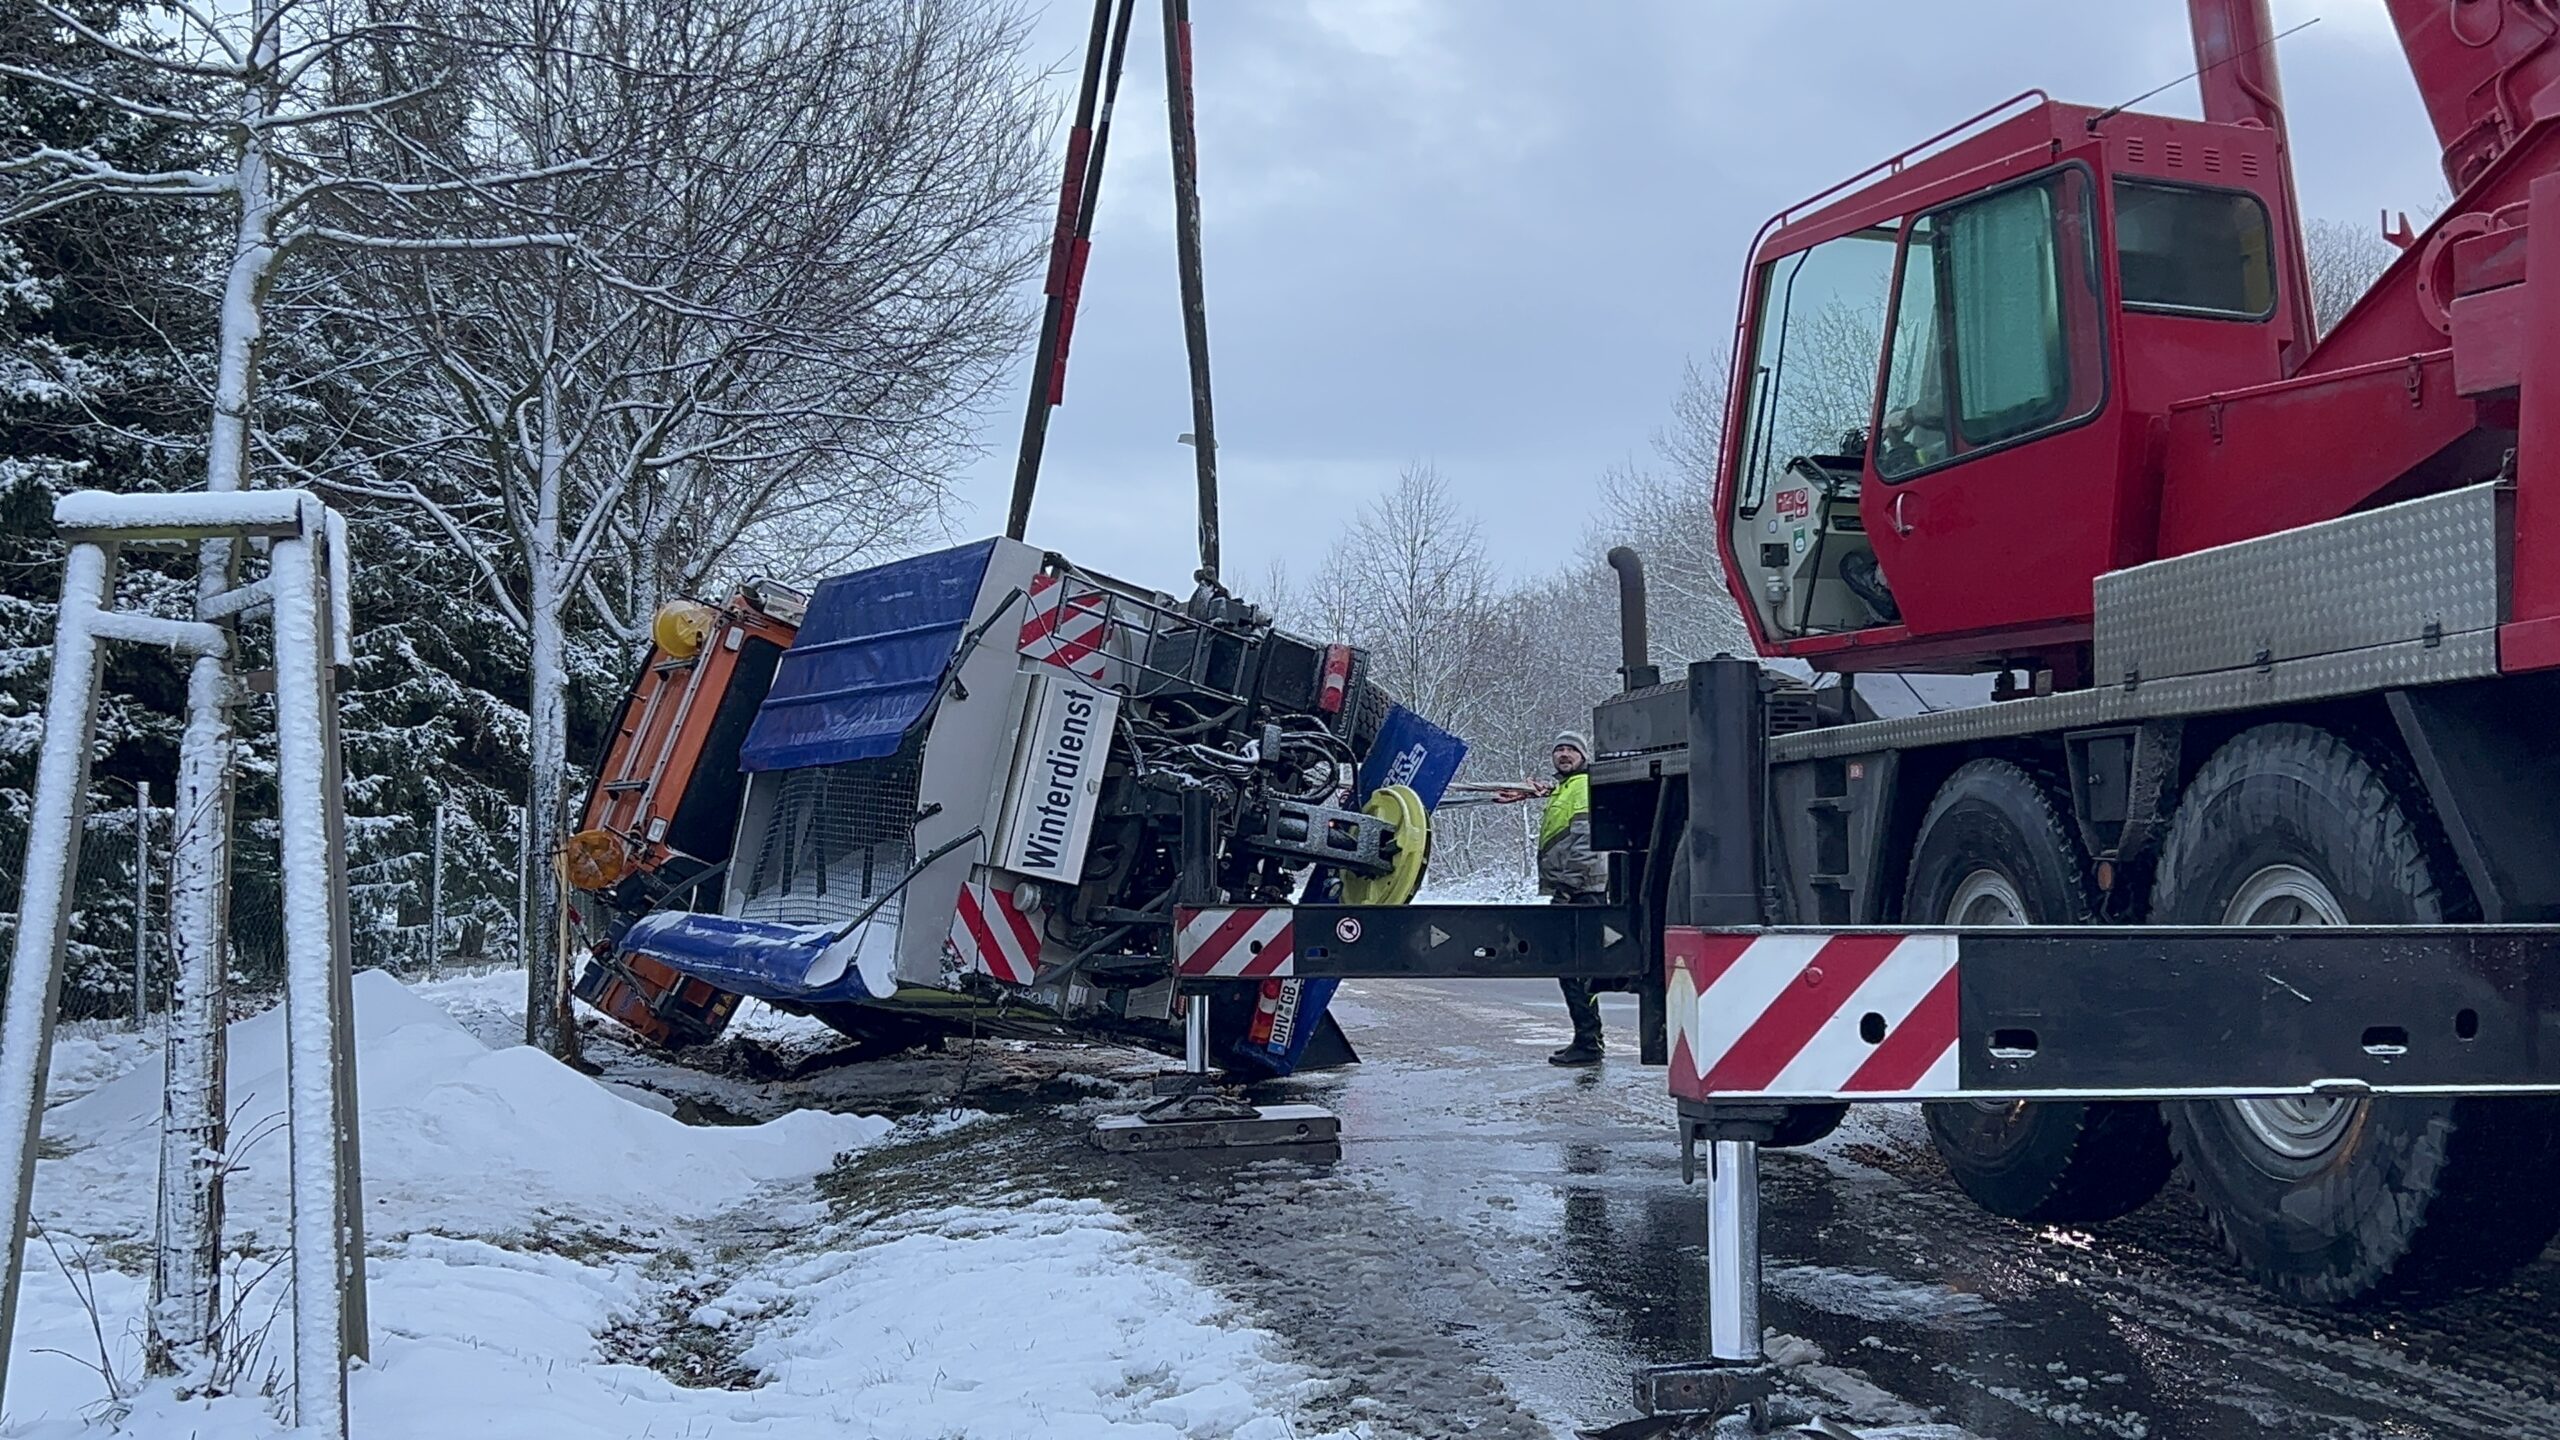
2151 723 2560 1303
1906 759 2175 1222
1664 832 1845 1148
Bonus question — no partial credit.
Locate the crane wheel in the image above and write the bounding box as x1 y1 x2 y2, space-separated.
1905 759 2175 1223
2151 724 2560 1304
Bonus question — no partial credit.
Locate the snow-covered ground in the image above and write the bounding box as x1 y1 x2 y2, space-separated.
1417 872 1543 907
10 968 1349 1438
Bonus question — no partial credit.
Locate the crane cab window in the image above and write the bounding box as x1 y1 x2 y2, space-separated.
1732 224 1900 516
2114 180 2276 319
1727 226 1900 637
1876 167 2105 480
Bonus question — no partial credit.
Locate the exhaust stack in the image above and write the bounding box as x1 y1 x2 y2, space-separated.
1607 546 1660 692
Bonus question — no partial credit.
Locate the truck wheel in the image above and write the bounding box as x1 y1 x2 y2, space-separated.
1906 759 2174 1222
1663 832 1845 1148
2152 724 2560 1303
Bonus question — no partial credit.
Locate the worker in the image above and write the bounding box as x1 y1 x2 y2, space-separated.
1497 731 1611 1065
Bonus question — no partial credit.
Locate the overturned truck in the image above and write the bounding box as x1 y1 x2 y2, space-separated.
564 537 1462 1078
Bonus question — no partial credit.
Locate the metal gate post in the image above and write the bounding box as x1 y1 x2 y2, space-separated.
132 778 150 1029
0 540 118 1409
267 519 358 1431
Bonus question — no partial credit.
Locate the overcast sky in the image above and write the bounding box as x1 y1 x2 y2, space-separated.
947 1 2449 589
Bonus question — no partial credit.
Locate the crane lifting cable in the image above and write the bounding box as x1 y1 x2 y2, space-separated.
1005 0 1225 585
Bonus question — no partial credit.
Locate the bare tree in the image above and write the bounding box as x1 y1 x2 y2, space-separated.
3 0 579 1388
316 0 1047 1055
2305 217 2400 337
1305 464 1498 730
1300 464 1563 877
1596 358 1753 666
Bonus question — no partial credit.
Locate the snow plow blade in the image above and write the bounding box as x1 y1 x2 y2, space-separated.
569 950 741 1049
613 911 889 1006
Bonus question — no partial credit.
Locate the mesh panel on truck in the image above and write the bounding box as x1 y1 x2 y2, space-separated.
735 735 924 930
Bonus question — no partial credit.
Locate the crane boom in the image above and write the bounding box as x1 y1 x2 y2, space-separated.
2388 0 2560 193
2188 0 2320 368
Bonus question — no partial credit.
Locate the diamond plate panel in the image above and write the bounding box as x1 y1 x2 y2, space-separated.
2096 632 2500 720
2093 483 2508 686
1768 635 2500 763
1770 690 2108 762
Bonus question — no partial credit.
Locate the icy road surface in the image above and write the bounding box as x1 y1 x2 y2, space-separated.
624 976 2560 1440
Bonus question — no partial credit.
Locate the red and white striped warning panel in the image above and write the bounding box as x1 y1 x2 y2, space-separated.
949 879 1045 987
1175 906 1296 978
1666 929 1959 1101
1019 572 1111 683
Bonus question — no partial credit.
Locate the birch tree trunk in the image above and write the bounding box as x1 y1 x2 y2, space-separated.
150 5 279 1380
521 359 574 1056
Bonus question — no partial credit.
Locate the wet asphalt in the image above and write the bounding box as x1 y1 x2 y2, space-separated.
610 978 2560 1439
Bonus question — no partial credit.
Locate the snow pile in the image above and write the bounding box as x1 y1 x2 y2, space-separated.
397 966 529 1050
38 970 887 1246
41 1022 158 1106
9 972 1348 1439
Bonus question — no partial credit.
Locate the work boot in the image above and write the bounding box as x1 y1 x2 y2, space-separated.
1548 1036 1604 1067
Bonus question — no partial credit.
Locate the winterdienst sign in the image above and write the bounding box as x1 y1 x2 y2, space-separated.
997 673 1120 882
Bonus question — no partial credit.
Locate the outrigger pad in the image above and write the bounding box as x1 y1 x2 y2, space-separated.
1090 1103 1341 1153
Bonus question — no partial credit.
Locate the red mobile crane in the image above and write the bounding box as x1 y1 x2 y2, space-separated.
1722 0 2558 679
1157 0 2560 1353
1655 0 2560 1308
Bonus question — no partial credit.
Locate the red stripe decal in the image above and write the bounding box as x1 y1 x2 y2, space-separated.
1238 922 1294 978
1021 601 1068 643
1189 907 1267 974
1064 235 1093 304
1667 928 1754 993
1843 965 1958 1092
998 889 1041 962
1020 589 1105 645
1702 934 1903 1092
1048 130 1093 294
956 888 1014 983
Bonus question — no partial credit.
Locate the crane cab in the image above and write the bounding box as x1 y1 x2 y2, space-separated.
1719 97 2307 681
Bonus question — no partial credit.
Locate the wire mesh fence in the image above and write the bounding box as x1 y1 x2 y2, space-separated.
0 776 528 1025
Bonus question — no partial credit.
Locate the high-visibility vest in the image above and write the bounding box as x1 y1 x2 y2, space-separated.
1539 773 1590 850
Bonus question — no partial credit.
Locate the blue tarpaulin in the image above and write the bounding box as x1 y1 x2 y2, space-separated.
737 539 999 773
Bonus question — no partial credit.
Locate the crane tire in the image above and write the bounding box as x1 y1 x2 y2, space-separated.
1907 759 2175 1223
2153 723 2560 1304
